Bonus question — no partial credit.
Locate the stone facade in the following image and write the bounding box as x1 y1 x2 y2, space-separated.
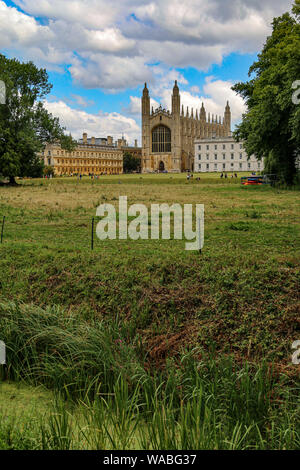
42 133 124 176
194 136 264 173
42 134 142 176
141 81 232 173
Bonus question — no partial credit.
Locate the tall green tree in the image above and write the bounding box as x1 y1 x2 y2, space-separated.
232 2 300 184
0 55 75 184
123 152 140 173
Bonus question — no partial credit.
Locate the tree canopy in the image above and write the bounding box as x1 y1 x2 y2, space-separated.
0 55 75 183
123 152 141 173
232 1 300 184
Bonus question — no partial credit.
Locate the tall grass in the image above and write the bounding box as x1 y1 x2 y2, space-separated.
0 301 144 396
0 302 299 449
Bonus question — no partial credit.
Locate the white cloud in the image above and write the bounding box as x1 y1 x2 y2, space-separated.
0 0 294 90
49 20 136 54
44 99 141 145
70 94 95 107
133 77 246 127
133 0 292 53
69 54 153 91
14 0 121 29
202 77 246 124
123 76 246 126
150 66 188 96
0 1 52 48
125 95 159 117
1 0 292 135
190 86 200 94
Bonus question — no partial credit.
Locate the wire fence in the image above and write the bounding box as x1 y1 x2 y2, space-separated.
0 213 298 253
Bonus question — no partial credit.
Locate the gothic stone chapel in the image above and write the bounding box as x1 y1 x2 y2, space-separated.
141 81 232 173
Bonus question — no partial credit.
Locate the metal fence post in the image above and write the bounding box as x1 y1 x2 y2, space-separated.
91 217 94 251
1 216 5 244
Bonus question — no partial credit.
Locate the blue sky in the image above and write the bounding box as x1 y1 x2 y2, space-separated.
0 0 294 143
44 51 257 115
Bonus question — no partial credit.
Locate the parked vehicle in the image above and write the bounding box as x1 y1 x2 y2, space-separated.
241 174 278 186
241 176 266 185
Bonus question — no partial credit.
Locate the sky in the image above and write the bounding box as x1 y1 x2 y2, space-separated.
0 0 295 144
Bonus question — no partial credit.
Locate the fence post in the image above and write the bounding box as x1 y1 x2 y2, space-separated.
1 216 5 244
91 217 94 251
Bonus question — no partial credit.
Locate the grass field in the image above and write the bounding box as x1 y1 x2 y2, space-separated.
0 173 299 449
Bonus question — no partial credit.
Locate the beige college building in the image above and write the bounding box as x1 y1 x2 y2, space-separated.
141 81 232 173
42 134 141 176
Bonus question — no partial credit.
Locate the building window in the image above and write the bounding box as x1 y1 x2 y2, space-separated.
239 163 242 169
152 125 171 153
215 145 217 150
258 163 261 169
223 163 225 169
214 154 217 160
231 154 234 159
223 144 226 150
198 145 201 150
206 164 209 170
198 154 201 160
206 154 209 160
231 163 234 167
240 154 243 159
206 145 209 150
214 163 217 169
223 154 226 160
248 163 251 169
48 158 51 166
231 144 234 149
240 144 243 149
199 164 201 169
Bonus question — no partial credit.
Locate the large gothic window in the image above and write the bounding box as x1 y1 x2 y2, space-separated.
152 125 171 153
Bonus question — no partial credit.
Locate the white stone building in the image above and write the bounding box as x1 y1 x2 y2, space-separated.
194 136 264 173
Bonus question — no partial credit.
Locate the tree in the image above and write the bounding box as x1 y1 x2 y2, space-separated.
123 152 140 173
0 55 76 184
293 0 300 16
43 165 55 177
232 2 300 184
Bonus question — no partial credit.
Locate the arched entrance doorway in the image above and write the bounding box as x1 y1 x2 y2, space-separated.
159 161 165 172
